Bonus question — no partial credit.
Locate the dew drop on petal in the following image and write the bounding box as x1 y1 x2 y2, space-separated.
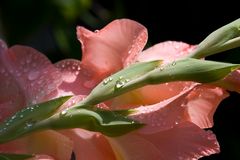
0 68 5 73
94 30 99 33
28 71 39 81
26 58 30 64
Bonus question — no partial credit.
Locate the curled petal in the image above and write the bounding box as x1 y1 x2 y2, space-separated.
77 19 147 88
137 41 196 63
61 129 116 160
0 45 61 121
109 122 220 160
185 85 229 128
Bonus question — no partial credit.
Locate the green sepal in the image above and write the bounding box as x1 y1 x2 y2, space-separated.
0 96 71 143
33 106 143 137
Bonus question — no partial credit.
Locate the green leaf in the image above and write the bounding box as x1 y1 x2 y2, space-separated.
0 153 33 160
79 58 239 105
26 106 143 137
80 60 162 105
0 96 71 143
188 18 240 59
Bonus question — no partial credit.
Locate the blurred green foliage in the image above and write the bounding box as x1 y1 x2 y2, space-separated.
0 0 125 61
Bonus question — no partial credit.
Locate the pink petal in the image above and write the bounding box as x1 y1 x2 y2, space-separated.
137 41 195 63
61 129 116 160
109 122 220 160
130 85 195 134
76 19 147 88
185 85 229 128
218 69 240 92
0 130 73 160
135 41 196 103
0 45 61 122
55 59 92 95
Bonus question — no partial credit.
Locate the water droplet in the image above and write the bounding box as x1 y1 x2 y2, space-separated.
30 107 34 112
103 77 113 85
16 72 22 77
19 115 24 118
32 100 37 104
32 62 37 67
94 30 99 33
115 80 125 89
47 83 55 90
23 68 28 73
60 109 68 116
159 67 164 71
61 64 65 68
25 122 33 128
28 71 39 81
0 68 5 74
11 115 16 120
5 122 9 126
26 58 31 64
175 121 179 125
172 61 176 66
75 71 79 75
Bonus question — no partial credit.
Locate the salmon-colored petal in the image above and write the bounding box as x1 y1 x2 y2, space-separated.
110 81 195 109
129 85 196 134
61 129 116 160
0 45 61 121
135 41 196 104
133 41 196 105
76 19 147 89
109 122 219 160
185 85 229 128
0 130 73 160
55 59 92 95
137 41 195 63
218 69 240 92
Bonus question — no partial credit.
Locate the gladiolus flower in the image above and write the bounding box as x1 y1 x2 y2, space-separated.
0 19 237 159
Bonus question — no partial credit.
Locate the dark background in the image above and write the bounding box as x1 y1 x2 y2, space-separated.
0 0 239 159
